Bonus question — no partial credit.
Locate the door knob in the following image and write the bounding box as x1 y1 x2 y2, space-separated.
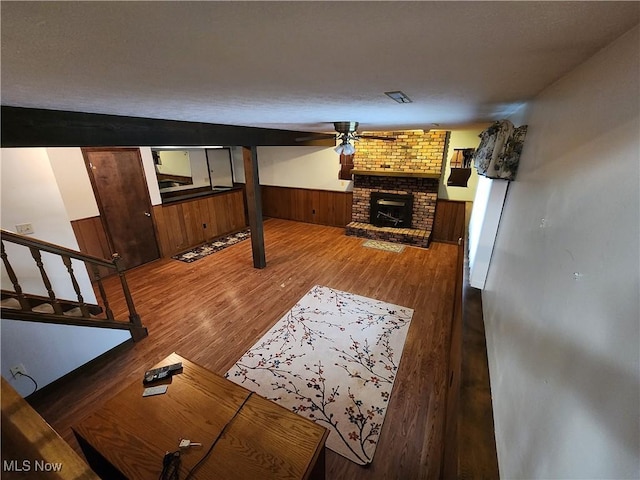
144 212 151 217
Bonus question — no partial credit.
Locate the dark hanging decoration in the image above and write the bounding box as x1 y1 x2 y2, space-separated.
338 153 355 180
447 148 475 187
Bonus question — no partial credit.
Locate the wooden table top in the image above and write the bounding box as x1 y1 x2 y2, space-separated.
73 353 328 479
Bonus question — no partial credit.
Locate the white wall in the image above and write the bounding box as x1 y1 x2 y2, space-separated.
231 145 353 192
438 128 484 200
483 25 639 479
234 134 488 197
47 148 100 220
0 148 130 397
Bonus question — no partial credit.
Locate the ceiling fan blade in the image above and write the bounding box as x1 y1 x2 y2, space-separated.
295 133 335 142
357 134 396 141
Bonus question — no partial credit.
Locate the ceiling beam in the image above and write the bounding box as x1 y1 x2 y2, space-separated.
0 106 336 148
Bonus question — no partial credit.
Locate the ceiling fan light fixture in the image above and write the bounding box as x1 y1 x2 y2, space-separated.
335 136 356 155
384 91 412 104
342 143 356 155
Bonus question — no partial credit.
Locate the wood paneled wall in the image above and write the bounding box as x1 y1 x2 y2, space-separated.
72 191 247 264
261 185 353 227
432 199 469 243
153 189 247 257
72 191 466 267
71 216 111 259
71 216 113 280
260 187 469 238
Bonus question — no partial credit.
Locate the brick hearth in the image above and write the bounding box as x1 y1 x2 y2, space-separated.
346 222 431 247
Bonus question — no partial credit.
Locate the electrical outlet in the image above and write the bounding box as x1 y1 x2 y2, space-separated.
16 223 34 235
9 364 27 379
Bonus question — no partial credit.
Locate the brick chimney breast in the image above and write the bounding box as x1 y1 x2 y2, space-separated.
346 130 450 248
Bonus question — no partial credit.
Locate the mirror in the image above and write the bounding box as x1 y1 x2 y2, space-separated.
153 150 193 189
153 147 235 202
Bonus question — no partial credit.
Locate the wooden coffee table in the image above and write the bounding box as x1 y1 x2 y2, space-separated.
72 353 328 479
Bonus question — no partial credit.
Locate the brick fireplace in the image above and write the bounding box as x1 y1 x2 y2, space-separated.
345 129 449 248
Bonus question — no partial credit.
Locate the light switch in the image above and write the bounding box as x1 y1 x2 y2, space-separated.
16 223 34 235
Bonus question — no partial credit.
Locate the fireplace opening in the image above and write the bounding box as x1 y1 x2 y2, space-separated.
370 192 413 228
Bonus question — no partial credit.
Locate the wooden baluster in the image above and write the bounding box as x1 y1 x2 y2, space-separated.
29 247 64 315
1 240 31 310
91 265 114 320
113 254 147 341
61 255 90 317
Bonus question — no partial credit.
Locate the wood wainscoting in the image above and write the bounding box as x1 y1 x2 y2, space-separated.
73 194 465 270
261 185 353 227
261 187 470 239
71 216 113 280
72 190 247 264
153 189 247 257
72 190 247 266
433 199 470 244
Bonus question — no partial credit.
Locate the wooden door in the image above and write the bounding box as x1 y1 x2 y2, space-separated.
83 148 160 270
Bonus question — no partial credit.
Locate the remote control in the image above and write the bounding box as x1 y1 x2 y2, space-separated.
143 362 183 385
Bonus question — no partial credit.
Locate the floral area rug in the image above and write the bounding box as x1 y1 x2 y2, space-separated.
225 285 414 465
171 228 250 263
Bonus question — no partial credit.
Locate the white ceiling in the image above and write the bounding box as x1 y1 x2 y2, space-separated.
2 1 639 134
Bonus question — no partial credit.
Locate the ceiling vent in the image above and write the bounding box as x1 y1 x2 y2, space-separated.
384 91 412 104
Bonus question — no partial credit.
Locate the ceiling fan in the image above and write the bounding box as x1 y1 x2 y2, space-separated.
334 122 396 155
333 122 396 142
297 121 395 155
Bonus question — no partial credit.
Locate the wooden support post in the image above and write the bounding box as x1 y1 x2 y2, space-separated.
242 146 266 269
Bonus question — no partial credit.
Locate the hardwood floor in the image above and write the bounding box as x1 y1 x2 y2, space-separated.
29 218 458 479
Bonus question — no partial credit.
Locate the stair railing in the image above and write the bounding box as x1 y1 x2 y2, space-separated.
0 229 147 341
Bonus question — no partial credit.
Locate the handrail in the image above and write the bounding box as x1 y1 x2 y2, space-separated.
0 229 115 268
0 229 147 342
